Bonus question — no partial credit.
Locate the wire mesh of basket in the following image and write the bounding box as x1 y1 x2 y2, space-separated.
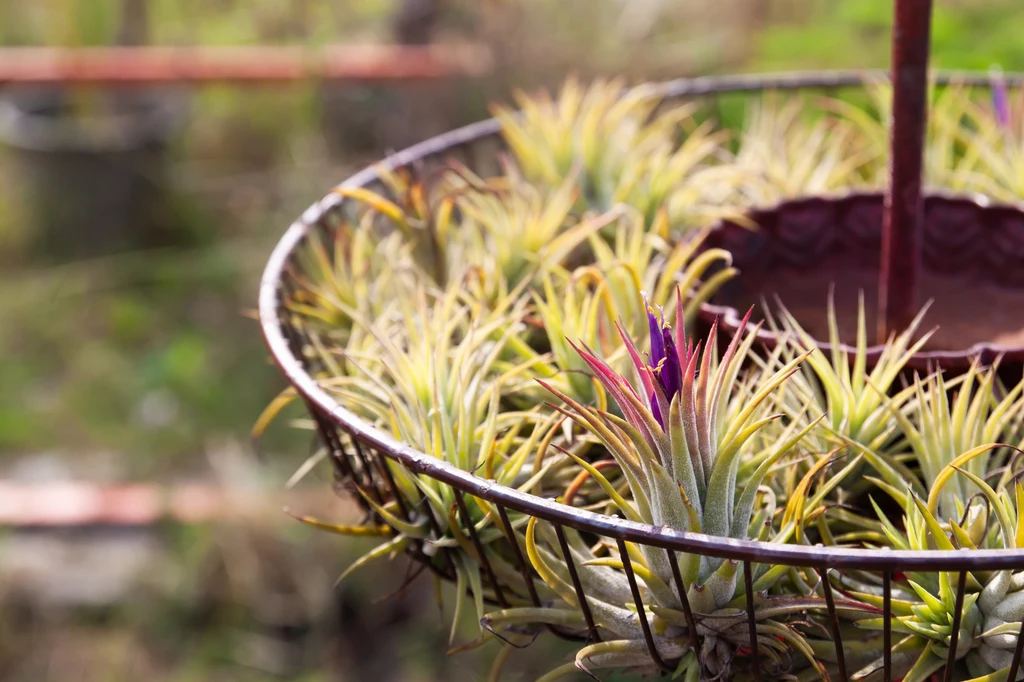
260 71 1024 681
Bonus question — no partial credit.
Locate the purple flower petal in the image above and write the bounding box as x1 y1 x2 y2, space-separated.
648 309 665 366
651 390 665 430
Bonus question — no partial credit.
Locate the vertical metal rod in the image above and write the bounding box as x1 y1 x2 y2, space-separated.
350 436 386 506
554 524 600 643
884 572 892 682
306 401 354 481
375 456 411 520
743 561 762 682
666 549 701 659
616 538 672 672
496 506 542 607
453 490 508 608
878 0 933 341
943 571 968 682
819 568 849 682
1006 618 1024 682
420 492 447 550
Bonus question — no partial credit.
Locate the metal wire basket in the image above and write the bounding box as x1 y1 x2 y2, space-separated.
259 71 1024 682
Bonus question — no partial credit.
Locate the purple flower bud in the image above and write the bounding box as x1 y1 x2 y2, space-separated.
659 328 682 401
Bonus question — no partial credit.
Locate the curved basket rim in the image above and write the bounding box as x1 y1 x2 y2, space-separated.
260 69 1024 572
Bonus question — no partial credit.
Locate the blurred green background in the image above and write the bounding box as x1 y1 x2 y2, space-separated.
0 1 1021 680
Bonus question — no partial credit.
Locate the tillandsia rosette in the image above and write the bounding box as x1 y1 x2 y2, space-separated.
504 206 736 409
831 362 1024 682
825 72 1024 199
768 295 934 485
288 279 590 647
952 67 1024 203
732 91 881 204
480 291 873 681
492 77 742 231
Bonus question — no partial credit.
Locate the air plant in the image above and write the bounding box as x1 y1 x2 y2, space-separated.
281 208 418 340
585 207 737 335
505 207 737 408
732 92 880 204
948 69 1024 203
446 166 614 302
825 76 1003 194
487 290 871 680
493 77 741 231
828 364 1024 682
770 294 934 466
275 279 587 650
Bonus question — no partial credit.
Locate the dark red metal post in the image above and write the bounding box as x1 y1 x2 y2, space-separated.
878 0 933 341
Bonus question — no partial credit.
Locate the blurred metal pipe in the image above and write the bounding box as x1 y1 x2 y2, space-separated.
0 44 492 86
0 480 342 527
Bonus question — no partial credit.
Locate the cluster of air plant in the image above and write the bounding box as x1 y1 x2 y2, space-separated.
732 92 881 205
824 361 1024 682
950 70 1024 202
263 108 745 656
263 77 1024 681
766 295 934 486
493 77 745 231
497 75 1024 225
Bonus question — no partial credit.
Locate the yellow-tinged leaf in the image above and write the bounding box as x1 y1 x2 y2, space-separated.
525 517 579 607
555 445 642 523
331 187 408 227
1016 482 1024 549
911 496 956 551
358 490 429 538
285 509 392 537
336 535 410 585
253 386 298 438
927 444 1007 516
948 465 1016 549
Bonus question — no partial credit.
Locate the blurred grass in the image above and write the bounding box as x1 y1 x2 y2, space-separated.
2 1 1024 680
755 0 1024 71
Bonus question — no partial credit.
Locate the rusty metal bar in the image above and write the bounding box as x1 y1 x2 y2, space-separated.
1007 618 1024 682
305 399 355 483
349 435 385 506
666 549 701 659
0 45 492 86
375 456 410 520
884 572 892 682
878 0 933 341
417 494 449 572
616 538 672 672
496 505 542 607
943 571 968 682
744 561 762 682
819 569 849 682
554 524 600 643
453 490 508 608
